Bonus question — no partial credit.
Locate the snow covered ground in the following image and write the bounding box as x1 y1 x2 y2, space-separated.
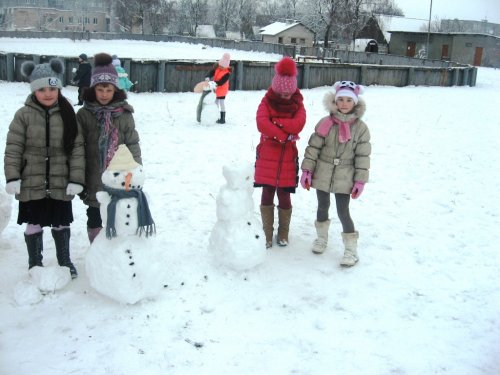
0 38 499 375
0 37 282 62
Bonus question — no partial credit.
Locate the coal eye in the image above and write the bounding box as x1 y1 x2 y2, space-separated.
113 172 119 177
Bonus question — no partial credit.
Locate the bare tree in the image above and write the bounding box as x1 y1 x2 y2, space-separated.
115 0 159 33
214 0 238 32
234 0 257 39
419 15 442 32
300 0 342 47
301 0 400 47
176 0 209 36
370 0 403 16
147 0 175 35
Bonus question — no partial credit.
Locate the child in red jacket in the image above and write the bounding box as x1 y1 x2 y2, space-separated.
253 57 306 248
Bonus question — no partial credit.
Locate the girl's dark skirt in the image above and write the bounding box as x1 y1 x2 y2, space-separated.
17 198 74 227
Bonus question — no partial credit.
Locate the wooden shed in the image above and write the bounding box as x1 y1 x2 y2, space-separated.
259 20 315 47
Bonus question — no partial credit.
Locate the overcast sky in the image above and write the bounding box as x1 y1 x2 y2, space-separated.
395 0 500 24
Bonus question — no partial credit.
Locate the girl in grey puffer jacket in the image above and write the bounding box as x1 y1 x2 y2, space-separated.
4 58 85 279
300 81 371 267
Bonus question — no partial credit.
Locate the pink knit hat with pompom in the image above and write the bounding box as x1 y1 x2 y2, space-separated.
271 57 297 95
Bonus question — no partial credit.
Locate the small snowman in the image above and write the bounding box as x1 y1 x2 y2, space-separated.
85 145 163 304
208 163 266 271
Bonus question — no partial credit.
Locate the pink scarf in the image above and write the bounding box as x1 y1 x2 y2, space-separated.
316 116 356 143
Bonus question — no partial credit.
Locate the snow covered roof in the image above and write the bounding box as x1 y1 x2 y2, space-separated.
376 15 428 41
259 21 302 36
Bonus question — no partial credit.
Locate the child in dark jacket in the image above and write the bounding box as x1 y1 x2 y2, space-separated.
72 53 92 106
76 53 142 243
301 81 371 267
253 57 306 248
4 58 85 278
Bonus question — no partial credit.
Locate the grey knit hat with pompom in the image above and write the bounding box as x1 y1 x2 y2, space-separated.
21 58 64 93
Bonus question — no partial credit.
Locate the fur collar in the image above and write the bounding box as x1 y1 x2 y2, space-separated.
323 91 366 119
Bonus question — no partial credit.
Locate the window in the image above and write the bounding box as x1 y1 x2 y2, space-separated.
59 16 64 23
278 37 283 44
84 17 90 24
93 18 98 25
291 37 297 44
300 38 306 44
68 16 74 24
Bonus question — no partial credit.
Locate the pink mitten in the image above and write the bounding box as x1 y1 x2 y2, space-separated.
300 170 312 190
316 117 334 137
351 181 365 199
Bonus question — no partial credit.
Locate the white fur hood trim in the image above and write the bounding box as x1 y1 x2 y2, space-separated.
323 91 366 118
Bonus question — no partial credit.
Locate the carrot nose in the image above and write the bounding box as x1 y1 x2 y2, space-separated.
125 172 132 191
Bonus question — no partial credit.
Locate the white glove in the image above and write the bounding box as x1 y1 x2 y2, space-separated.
5 180 21 195
208 81 217 90
72 67 77 73
66 183 83 196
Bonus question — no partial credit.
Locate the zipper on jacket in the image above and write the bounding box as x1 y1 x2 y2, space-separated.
330 142 347 191
275 143 286 186
45 109 51 195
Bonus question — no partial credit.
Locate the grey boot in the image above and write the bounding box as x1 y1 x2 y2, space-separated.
277 207 292 246
340 231 359 267
52 228 78 279
260 205 274 248
24 232 44 269
312 219 331 254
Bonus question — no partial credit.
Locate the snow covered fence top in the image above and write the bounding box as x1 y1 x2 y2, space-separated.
0 53 477 92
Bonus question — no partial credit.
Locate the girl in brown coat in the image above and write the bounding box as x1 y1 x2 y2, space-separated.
4 58 85 278
77 53 142 243
301 81 371 267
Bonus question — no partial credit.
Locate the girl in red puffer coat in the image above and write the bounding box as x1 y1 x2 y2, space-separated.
254 57 306 249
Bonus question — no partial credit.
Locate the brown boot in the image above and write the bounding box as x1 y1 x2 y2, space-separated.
277 207 292 246
260 205 274 248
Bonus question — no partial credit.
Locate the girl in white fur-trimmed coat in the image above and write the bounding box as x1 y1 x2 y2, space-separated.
300 81 371 267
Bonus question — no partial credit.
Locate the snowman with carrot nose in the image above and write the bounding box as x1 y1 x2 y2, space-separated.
96 144 155 239
85 144 159 304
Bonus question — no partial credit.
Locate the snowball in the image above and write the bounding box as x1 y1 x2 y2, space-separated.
29 265 72 292
13 279 43 306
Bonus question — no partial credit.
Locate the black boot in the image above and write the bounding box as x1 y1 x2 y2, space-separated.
24 232 44 269
51 228 78 279
216 111 226 124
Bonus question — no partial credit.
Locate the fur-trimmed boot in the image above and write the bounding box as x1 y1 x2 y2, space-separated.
312 219 330 254
260 205 274 249
24 232 44 269
52 228 78 279
277 207 292 246
216 111 226 124
87 226 102 244
340 231 359 267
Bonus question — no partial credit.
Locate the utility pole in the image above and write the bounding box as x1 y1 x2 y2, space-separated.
425 0 433 59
